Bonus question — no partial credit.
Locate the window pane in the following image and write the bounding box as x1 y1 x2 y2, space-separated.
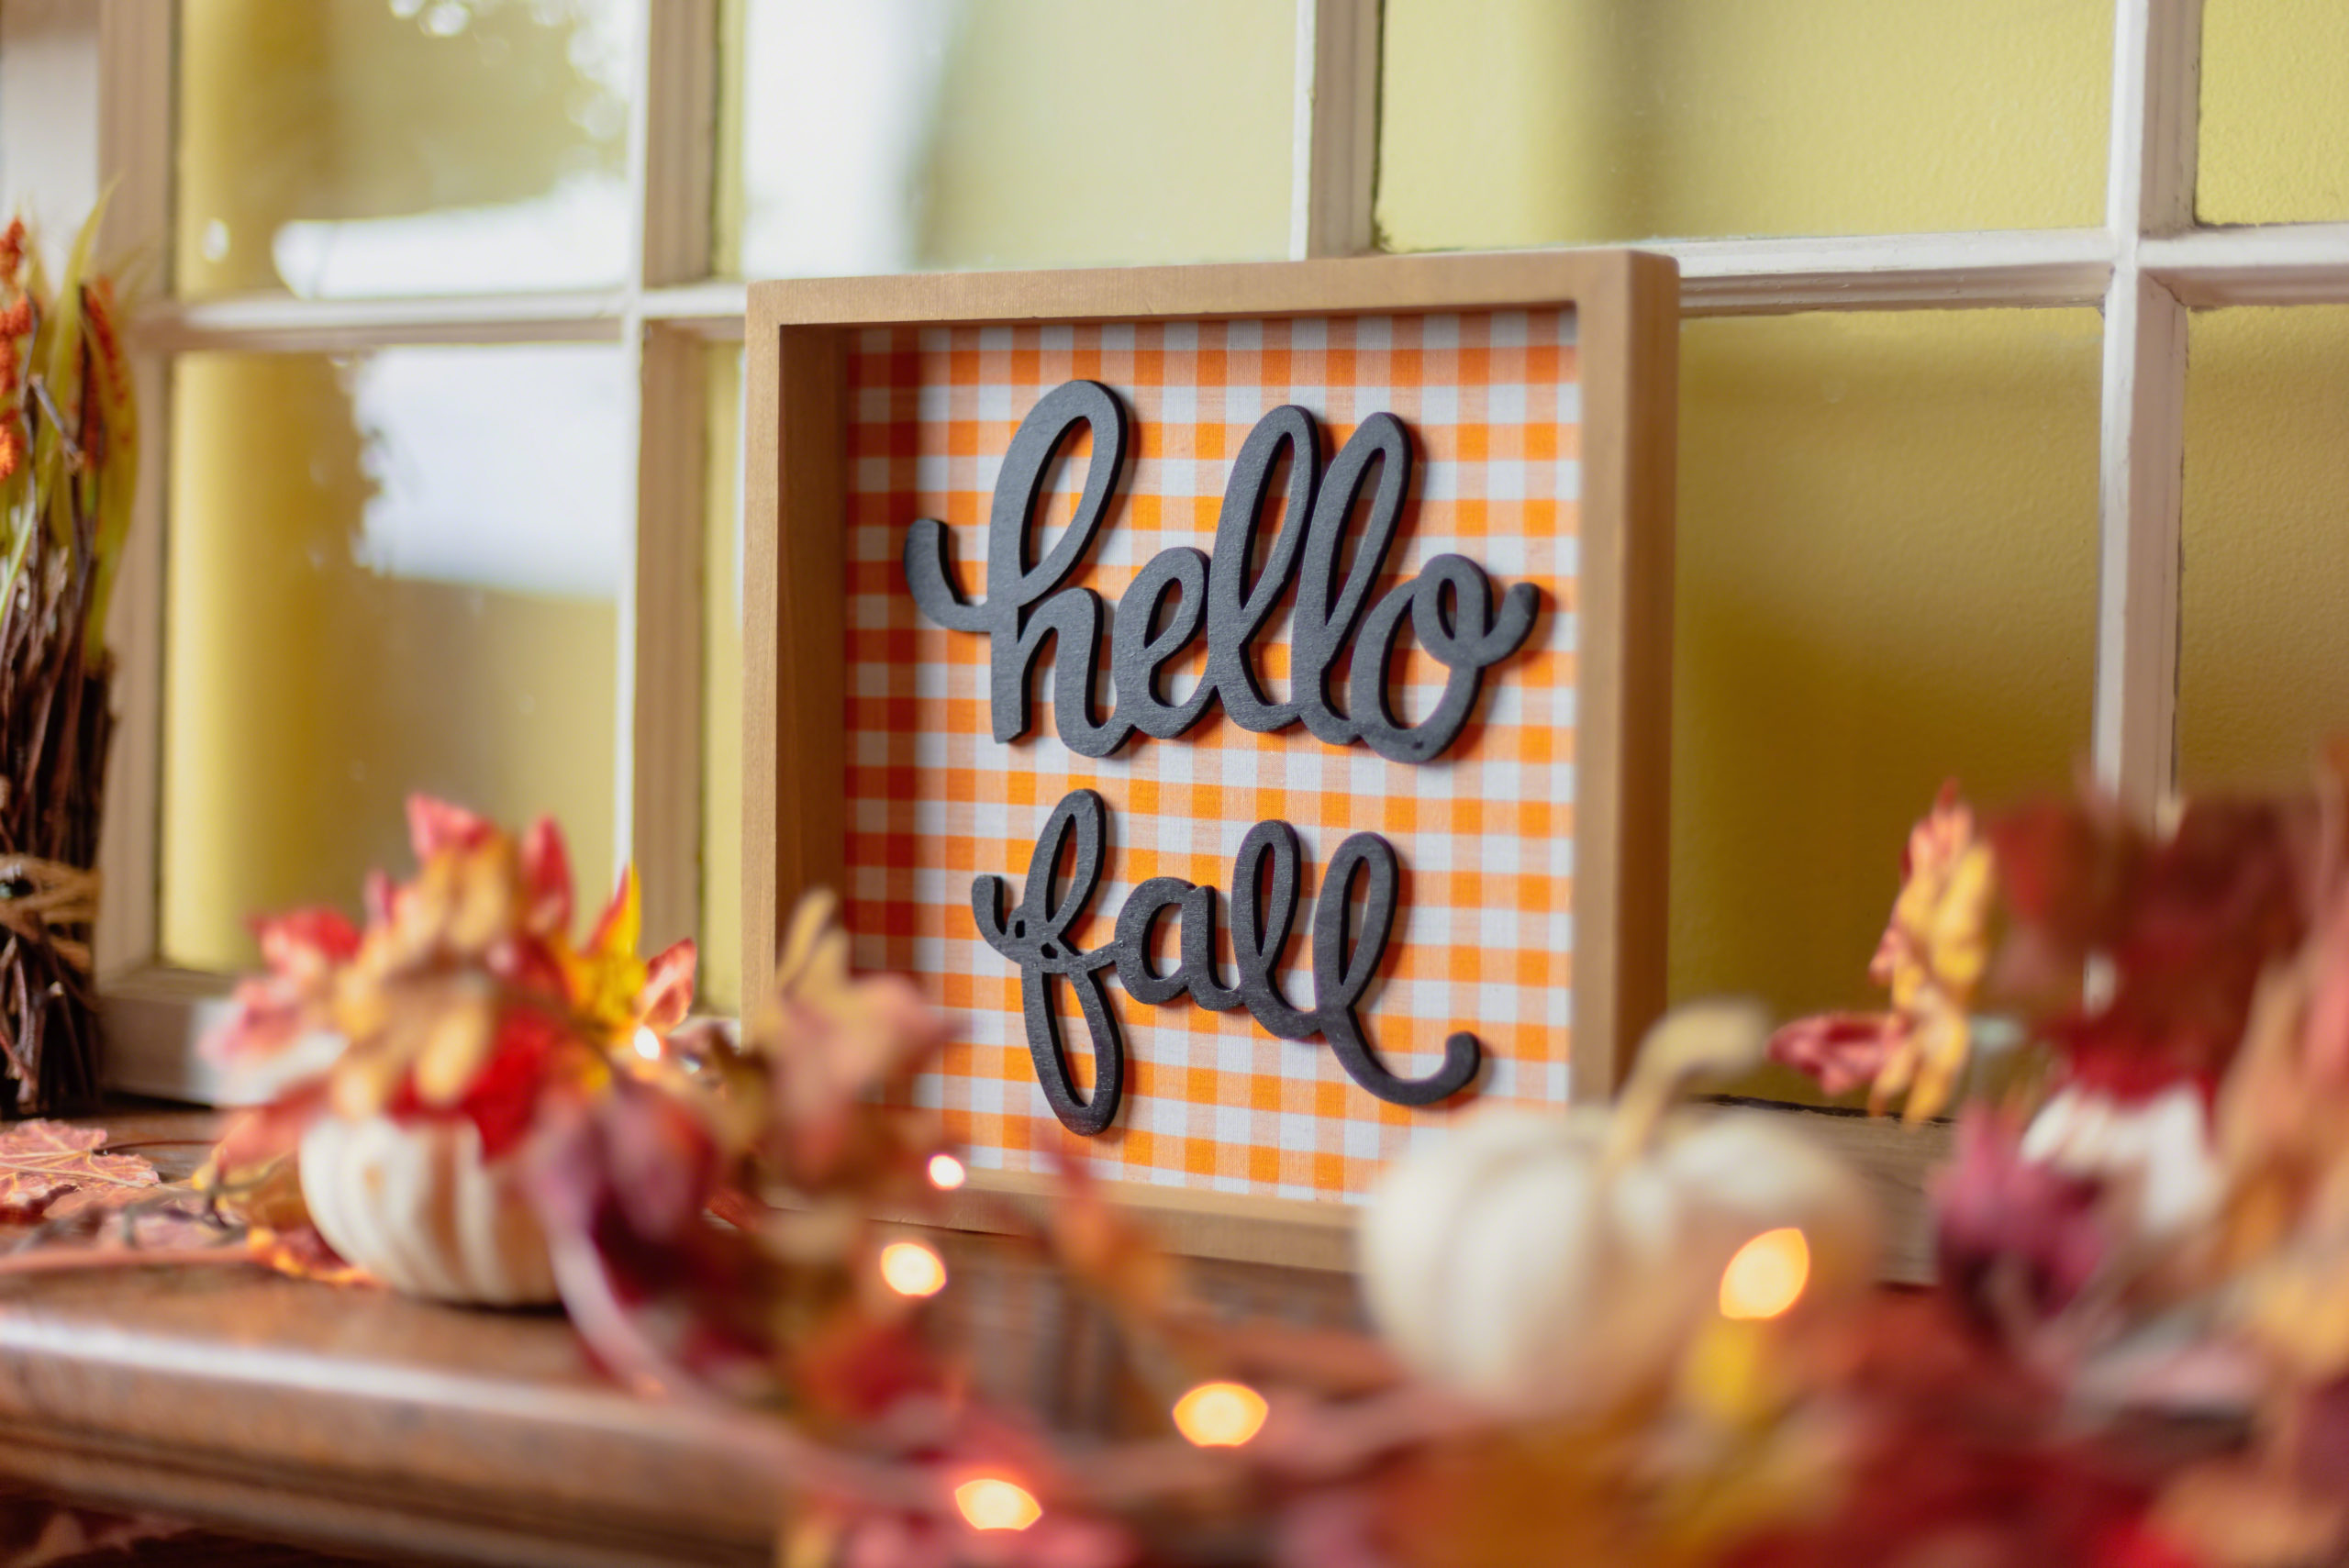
2199 0 2349 223
162 346 626 972
1378 0 2111 249
175 0 640 298
2179 307 2349 787
716 0 1292 277
702 347 746 1014
1673 311 2101 1097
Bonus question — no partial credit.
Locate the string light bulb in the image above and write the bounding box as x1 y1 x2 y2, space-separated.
928 1152 967 1191
879 1240 948 1298
1719 1228 1810 1320
953 1477 1041 1532
1172 1381 1269 1447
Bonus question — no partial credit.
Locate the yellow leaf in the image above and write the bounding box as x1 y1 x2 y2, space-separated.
591 864 641 960
413 994 496 1106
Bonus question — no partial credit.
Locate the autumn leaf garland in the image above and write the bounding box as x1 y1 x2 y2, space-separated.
206 795 696 1160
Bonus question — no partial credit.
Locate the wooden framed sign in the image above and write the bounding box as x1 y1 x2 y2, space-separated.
743 252 1677 1259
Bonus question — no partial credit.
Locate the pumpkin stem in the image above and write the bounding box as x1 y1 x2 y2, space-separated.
1604 1000 1772 1170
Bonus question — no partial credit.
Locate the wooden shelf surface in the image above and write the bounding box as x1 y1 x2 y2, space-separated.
0 1112 1358 1567
0 1113 778 1566
0 1105 1932 1563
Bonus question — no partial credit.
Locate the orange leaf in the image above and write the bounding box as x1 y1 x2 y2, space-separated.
588 864 641 959
246 1223 372 1286
0 1120 159 1220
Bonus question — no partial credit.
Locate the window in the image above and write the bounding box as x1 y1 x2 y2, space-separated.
1377 0 2345 1107
0 0 2339 1123
3 0 1364 1096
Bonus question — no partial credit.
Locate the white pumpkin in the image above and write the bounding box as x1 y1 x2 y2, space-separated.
1359 1005 1880 1418
298 1114 558 1306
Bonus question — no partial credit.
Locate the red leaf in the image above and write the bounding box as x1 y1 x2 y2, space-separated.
1933 1110 2109 1322
363 867 397 927
0 1120 160 1220
525 1079 777 1390
519 815 573 935
406 795 496 862
205 908 363 1065
253 906 361 966
1989 789 2315 1096
207 1079 329 1184
382 1005 566 1162
639 939 697 1035
0 1496 185 1563
1767 1011 1904 1096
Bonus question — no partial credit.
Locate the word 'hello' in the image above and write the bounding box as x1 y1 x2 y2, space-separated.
975 789 1480 1135
904 380 1541 765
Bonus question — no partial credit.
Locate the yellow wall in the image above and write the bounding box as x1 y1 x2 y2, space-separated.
177 0 628 295
1377 0 2111 249
909 0 1290 269
715 0 1292 276
2200 0 2349 222
1673 313 2102 1095
2180 307 2349 789
164 354 617 973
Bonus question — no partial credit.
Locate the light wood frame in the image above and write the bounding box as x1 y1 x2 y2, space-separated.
742 250 1679 1258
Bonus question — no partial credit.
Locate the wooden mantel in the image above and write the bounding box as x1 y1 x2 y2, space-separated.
0 1262 780 1566
0 1106 1937 1565
0 1114 780 1566
0 1113 1360 1566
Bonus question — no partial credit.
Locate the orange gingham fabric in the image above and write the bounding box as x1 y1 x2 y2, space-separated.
845 310 1579 1202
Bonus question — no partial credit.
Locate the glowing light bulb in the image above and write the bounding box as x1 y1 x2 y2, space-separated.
630 1026 662 1062
953 1477 1041 1532
879 1240 947 1298
1719 1227 1810 1320
928 1152 967 1191
1172 1381 1269 1447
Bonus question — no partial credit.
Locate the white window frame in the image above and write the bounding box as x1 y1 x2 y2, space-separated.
0 0 2326 1127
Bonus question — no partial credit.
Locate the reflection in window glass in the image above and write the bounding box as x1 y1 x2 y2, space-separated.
1672 311 2101 1098
717 0 1292 277
702 349 746 1014
2180 308 2349 787
1378 0 2110 249
2199 0 2349 223
176 0 640 298
163 346 625 971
